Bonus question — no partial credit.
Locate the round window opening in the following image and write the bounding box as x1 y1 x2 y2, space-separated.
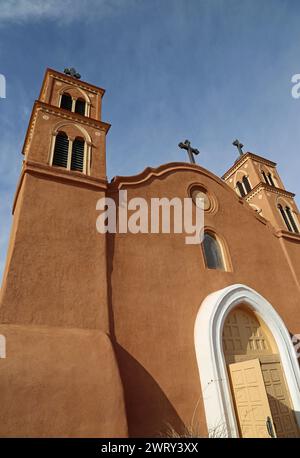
191 188 211 210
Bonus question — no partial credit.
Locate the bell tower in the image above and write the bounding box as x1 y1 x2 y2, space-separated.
222 142 300 235
24 67 110 178
0 69 127 437
223 142 300 290
0 68 112 329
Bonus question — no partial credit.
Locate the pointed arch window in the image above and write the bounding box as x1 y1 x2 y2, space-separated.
52 132 69 168
202 232 226 270
285 207 299 233
75 98 86 116
262 170 268 184
277 204 299 233
60 93 72 111
242 175 251 193
262 169 276 187
268 172 275 187
71 137 85 172
236 181 246 197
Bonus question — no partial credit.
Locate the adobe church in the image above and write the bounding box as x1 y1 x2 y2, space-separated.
0 68 299 438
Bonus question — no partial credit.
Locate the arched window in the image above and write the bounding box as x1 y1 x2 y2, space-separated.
242 175 251 193
285 207 299 234
278 204 292 232
262 170 268 184
278 204 299 233
75 98 86 116
51 133 86 173
202 232 225 270
52 132 69 168
262 169 276 187
268 172 275 187
60 93 72 111
236 181 246 197
71 137 85 172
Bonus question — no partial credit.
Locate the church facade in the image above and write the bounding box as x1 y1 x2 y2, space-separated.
0 68 299 438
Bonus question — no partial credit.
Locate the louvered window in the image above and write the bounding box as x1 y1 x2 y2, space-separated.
71 137 85 172
75 99 86 116
52 132 69 168
60 93 72 111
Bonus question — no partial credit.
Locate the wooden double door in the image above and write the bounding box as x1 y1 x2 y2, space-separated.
223 306 299 438
229 357 299 438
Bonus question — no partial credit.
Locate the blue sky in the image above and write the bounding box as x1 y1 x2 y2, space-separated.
0 0 300 278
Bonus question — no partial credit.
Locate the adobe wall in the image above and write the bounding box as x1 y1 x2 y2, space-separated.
0 166 109 330
108 164 300 437
0 324 127 437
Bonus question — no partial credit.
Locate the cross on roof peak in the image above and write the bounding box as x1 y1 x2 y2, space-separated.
178 139 200 164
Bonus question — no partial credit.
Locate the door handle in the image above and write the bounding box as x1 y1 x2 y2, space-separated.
266 416 275 438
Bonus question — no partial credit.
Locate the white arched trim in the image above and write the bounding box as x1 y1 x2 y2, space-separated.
49 123 92 175
58 84 91 103
58 86 91 116
233 169 248 187
53 121 92 144
194 284 300 437
276 195 293 208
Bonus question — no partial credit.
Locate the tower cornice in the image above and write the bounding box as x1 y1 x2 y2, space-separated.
245 182 295 202
12 160 108 214
273 229 300 242
22 100 111 155
39 67 106 99
222 152 277 180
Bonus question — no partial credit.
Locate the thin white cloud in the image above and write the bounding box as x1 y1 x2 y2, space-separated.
0 0 131 23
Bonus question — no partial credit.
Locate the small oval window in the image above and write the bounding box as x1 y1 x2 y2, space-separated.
191 187 211 211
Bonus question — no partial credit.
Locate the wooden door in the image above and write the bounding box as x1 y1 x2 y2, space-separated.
229 358 276 438
261 361 299 438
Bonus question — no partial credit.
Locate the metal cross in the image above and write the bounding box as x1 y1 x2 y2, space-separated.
178 139 200 164
232 139 244 156
64 67 81 79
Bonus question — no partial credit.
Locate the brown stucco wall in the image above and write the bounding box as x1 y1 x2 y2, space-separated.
280 236 300 290
1 160 299 438
107 164 300 437
0 67 125 438
0 163 129 437
0 167 109 330
0 324 127 437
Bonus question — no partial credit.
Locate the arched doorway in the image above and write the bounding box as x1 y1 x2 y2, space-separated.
223 306 298 437
194 284 300 438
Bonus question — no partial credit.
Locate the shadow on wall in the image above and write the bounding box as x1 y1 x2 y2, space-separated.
115 343 186 438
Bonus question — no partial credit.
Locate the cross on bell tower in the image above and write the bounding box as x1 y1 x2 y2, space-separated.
232 139 244 156
64 67 81 79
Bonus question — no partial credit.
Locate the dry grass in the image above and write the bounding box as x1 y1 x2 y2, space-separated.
161 421 227 438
